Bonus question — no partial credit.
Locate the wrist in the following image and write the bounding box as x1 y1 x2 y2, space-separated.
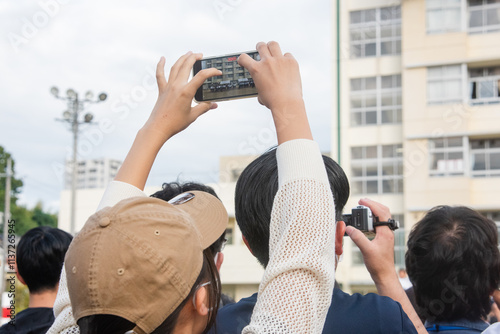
139 121 174 147
271 99 312 144
372 270 399 287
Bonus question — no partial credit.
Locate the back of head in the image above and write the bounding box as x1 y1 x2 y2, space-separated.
151 181 226 254
151 181 219 201
17 226 73 293
235 147 349 267
405 206 500 322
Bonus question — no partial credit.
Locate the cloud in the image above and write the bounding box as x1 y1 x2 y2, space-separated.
0 0 333 210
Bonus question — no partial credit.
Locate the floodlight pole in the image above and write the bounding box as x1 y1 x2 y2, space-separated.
51 88 107 234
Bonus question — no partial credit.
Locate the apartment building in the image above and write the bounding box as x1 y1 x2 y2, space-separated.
333 0 500 293
64 158 121 190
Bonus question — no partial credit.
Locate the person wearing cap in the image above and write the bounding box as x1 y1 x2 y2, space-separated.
53 41 339 334
66 192 228 334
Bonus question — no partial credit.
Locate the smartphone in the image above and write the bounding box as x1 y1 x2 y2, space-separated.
193 51 260 102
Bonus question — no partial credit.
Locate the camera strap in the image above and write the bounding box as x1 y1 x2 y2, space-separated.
373 218 399 231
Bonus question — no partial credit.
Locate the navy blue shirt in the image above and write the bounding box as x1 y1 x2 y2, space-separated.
213 288 418 334
0 307 54 334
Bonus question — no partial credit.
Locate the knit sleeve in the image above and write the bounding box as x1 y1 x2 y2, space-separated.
46 265 80 334
243 139 337 333
47 181 147 334
97 180 147 210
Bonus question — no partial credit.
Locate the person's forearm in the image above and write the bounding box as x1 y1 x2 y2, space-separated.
114 125 169 190
271 99 313 145
375 276 427 334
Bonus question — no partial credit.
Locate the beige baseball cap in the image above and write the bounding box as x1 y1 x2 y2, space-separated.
65 191 228 334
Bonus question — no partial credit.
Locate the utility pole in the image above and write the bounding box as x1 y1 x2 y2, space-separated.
1 157 12 296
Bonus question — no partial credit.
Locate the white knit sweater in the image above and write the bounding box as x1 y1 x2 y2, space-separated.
48 139 336 334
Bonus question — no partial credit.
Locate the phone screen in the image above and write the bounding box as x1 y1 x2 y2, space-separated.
193 51 260 102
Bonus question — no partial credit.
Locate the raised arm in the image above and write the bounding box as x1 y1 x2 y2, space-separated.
240 41 336 333
47 53 221 334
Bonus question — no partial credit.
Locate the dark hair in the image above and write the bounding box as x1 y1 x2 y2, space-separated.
405 206 500 322
17 226 73 293
235 147 350 267
78 248 221 334
150 181 227 254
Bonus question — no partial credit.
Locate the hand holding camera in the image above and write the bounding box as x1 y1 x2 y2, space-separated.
343 205 399 237
345 198 399 285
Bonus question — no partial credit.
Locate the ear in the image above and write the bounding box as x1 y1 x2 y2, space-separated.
335 221 346 256
242 236 254 256
194 284 209 316
215 252 224 271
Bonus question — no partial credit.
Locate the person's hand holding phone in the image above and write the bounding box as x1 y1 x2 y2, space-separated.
143 52 222 142
238 41 312 144
114 52 221 190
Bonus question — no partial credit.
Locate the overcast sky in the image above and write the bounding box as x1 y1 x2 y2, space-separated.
0 0 333 212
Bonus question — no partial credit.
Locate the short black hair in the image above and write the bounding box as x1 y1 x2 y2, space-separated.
405 206 500 322
17 226 73 293
235 147 350 267
150 181 226 254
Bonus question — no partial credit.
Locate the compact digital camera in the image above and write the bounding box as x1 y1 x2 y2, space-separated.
342 205 399 237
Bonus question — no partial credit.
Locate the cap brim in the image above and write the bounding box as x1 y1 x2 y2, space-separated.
173 191 228 249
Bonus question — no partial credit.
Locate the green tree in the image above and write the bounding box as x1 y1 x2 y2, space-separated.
10 205 37 236
0 146 24 214
0 146 58 236
32 202 57 228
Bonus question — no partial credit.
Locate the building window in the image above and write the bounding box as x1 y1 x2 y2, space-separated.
469 0 500 34
351 75 402 126
481 211 500 246
469 67 500 104
350 6 401 58
482 211 500 222
426 0 462 34
427 65 463 104
470 138 500 177
429 137 466 176
393 214 406 268
225 217 236 245
351 144 403 194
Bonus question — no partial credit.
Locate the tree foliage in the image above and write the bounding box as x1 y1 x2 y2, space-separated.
0 146 58 236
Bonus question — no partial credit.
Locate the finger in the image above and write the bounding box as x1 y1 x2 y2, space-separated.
156 57 167 91
267 41 283 57
256 41 271 59
373 225 394 240
359 198 391 220
168 51 192 83
238 53 256 72
346 226 372 253
191 101 218 119
188 67 222 96
177 52 203 82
